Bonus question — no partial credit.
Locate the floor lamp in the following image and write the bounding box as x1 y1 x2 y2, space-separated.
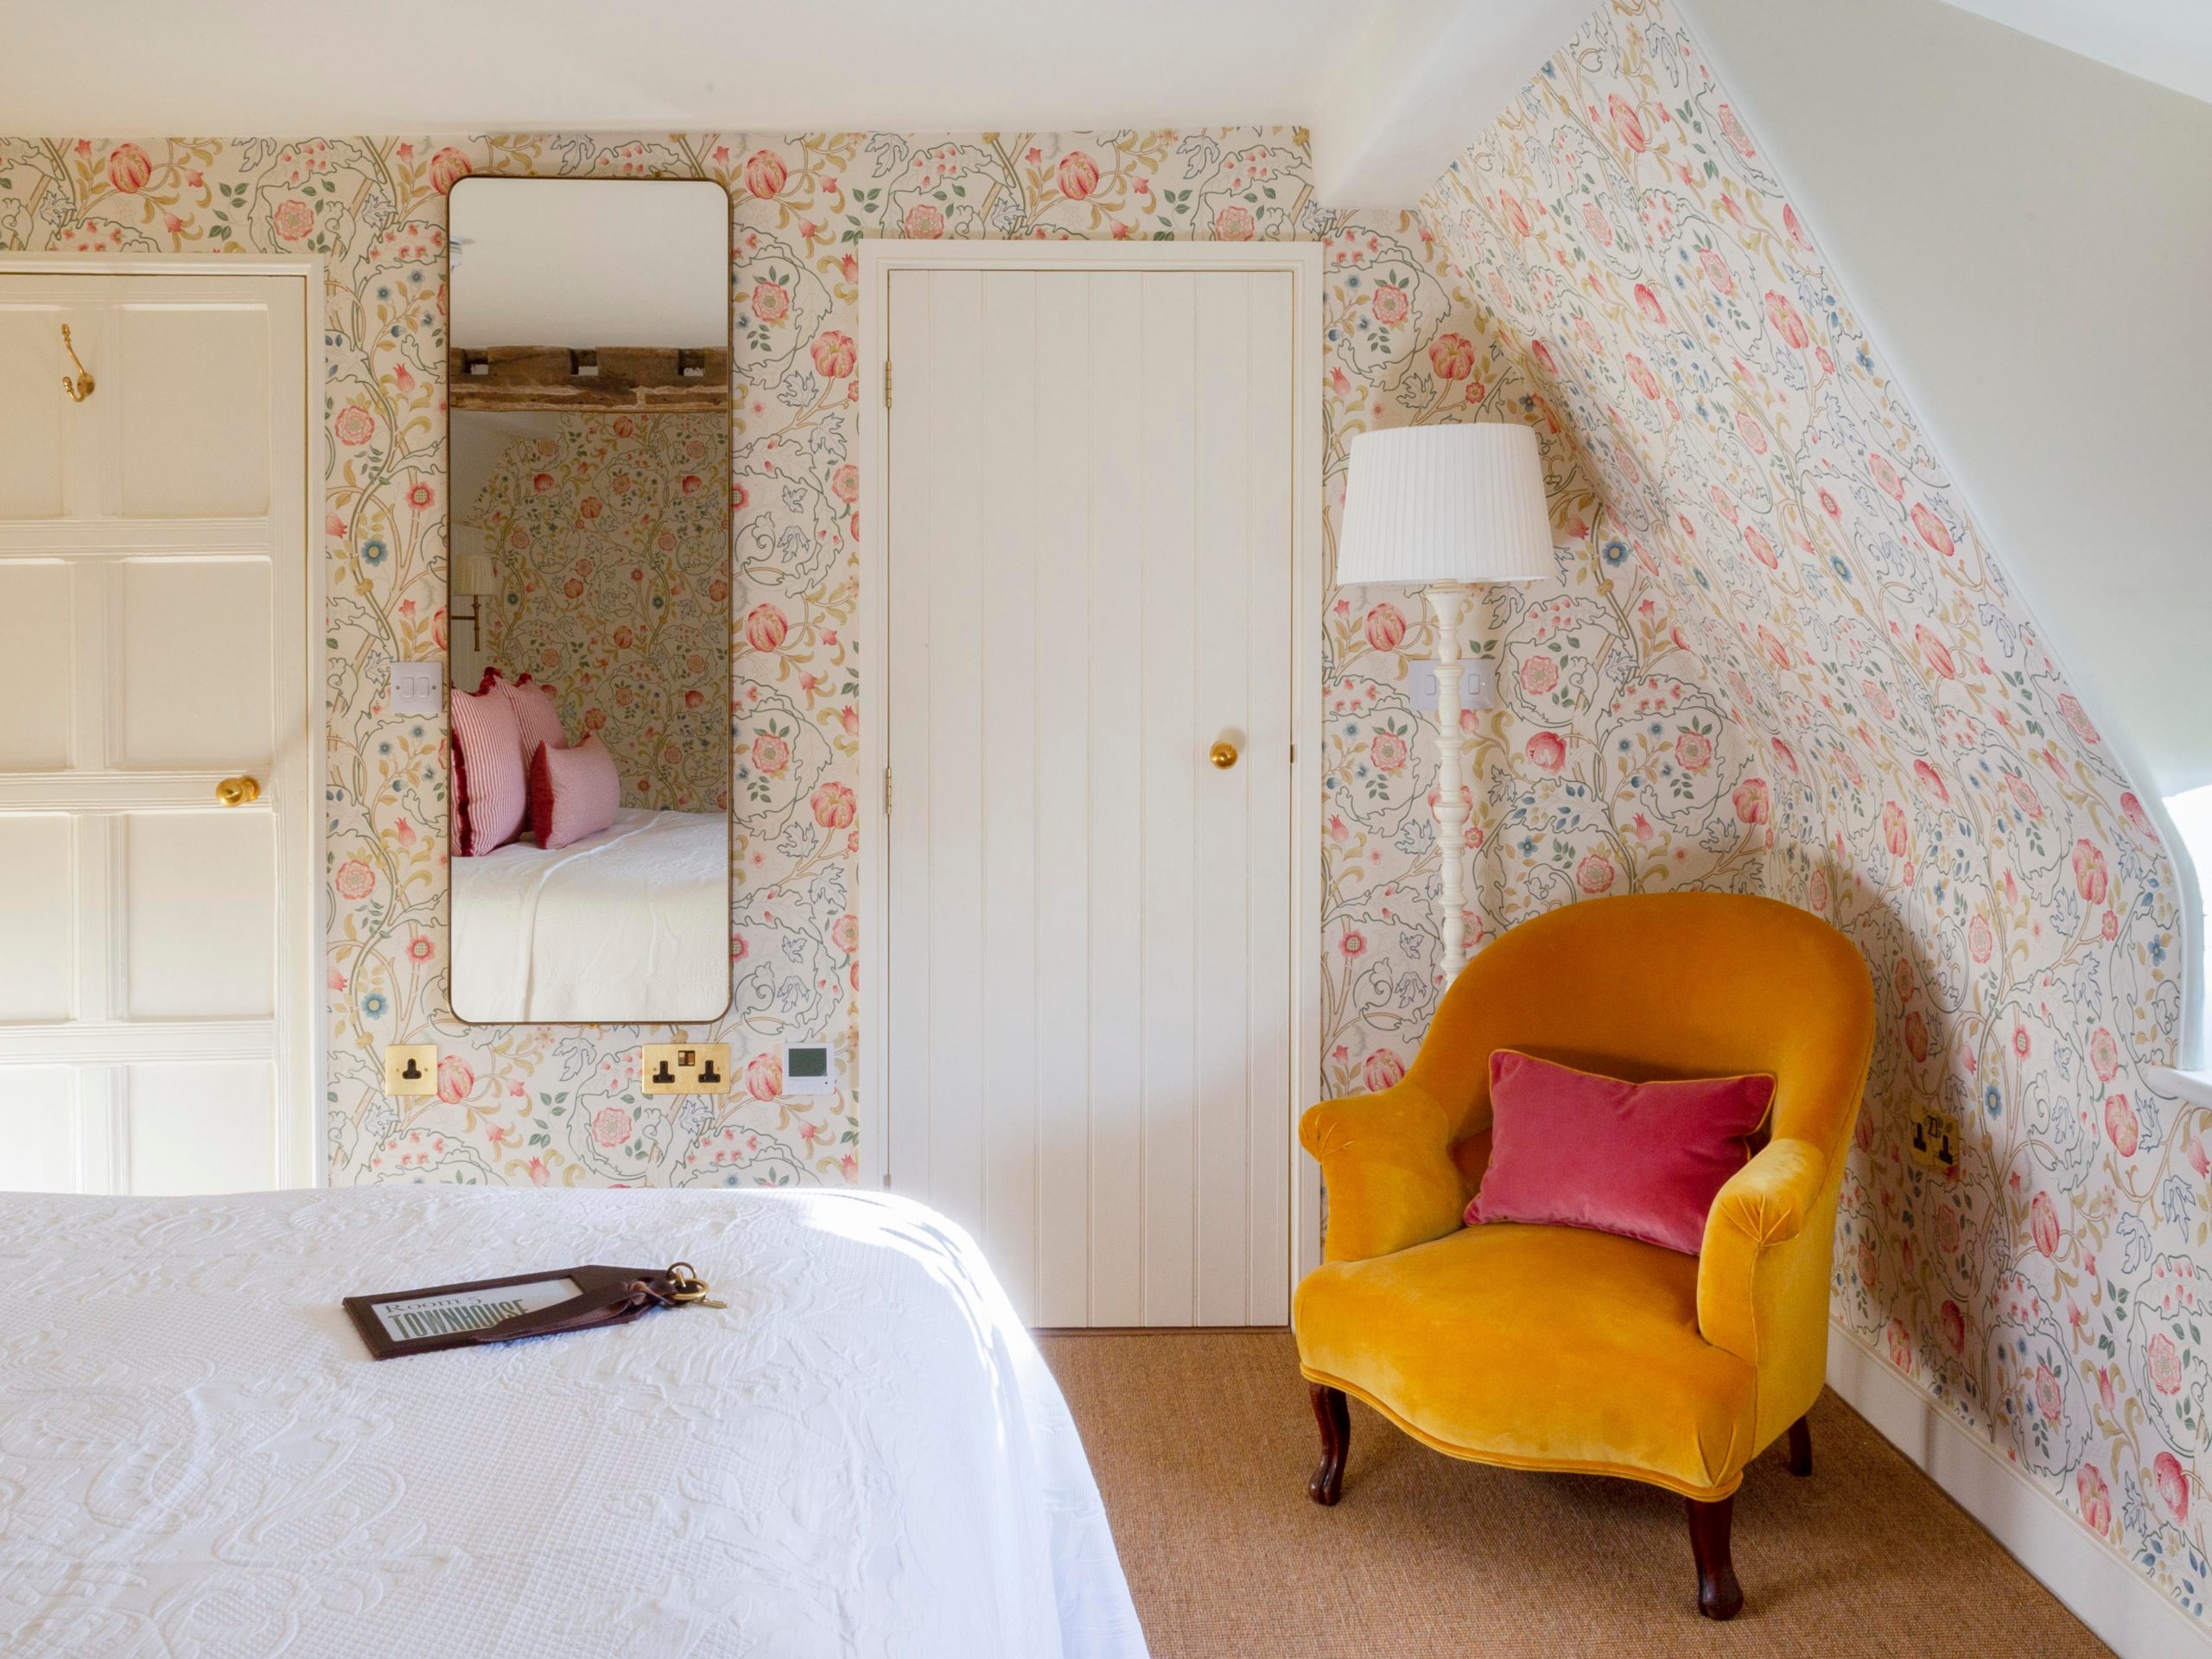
1337 423 1554 980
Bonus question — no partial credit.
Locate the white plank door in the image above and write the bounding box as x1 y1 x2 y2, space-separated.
884 266 1296 1326
0 270 317 1194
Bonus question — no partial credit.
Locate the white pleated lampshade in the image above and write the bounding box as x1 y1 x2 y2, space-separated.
1337 423 1554 586
449 526 499 597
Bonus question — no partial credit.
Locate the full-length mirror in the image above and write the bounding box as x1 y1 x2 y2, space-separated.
446 178 732 1023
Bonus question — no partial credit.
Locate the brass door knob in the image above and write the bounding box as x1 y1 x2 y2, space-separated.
1209 741 1238 770
215 775 261 807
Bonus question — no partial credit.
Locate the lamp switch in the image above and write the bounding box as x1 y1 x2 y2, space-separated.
1463 658 1499 710
391 662 443 715
384 1044 437 1096
1408 658 1498 715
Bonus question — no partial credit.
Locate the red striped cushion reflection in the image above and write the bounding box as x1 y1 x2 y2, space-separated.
450 684 526 855
484 669 566 774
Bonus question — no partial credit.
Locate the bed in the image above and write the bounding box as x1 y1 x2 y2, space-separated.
449 808 729 1023
0 1185 1147 1658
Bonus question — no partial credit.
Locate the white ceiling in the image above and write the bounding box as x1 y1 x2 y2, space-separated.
1934 0 2212 104
3 0 1390 137
2 0 1599 207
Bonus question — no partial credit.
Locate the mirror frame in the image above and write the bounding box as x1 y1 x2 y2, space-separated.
442 175 734 1027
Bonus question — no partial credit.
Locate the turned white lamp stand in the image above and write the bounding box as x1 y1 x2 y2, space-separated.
1337 423 1554 981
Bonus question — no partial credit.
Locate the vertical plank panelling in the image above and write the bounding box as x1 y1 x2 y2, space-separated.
885 271 935 1195
1084 273 1146 1325
978 272 1040 1319
924 271 987 1227
1139 273 1198 1325
1033 275 1094 1325
1192 274 1255 1325
1244 273 1297 1324
882 258 1302 1327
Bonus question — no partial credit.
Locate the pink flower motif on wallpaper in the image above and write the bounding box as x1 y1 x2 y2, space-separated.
745 1051 784 1102
745 603 788 652
741 149 786 199
1428 333 1476 381
435 1055 474 1105
1362 1049 1406 1092
1363 603 1406 650
105 143 152 194
810 331 856 379
2155 1452 2192 1523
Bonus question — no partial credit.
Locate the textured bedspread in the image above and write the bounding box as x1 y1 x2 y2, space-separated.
0 1185 1147 1658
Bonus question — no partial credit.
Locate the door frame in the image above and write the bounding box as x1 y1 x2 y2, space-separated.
0 252 327 1189
853 238 1326 1293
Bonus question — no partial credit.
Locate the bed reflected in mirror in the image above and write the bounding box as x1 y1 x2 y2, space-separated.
445 178 732 1024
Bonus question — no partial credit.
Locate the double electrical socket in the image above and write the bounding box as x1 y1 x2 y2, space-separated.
640 1042 732 1096
1907 1107 1960 1173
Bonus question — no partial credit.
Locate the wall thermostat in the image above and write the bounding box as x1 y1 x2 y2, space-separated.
782 1041 836 1096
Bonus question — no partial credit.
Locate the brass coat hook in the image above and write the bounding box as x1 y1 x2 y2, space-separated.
60 324 94 402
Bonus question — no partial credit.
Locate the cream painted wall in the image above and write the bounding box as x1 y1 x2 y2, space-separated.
1683 0 2212 797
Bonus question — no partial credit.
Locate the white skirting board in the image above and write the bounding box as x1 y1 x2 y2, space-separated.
1827 1320 2212 1657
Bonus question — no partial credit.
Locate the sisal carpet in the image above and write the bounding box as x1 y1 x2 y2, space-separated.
1038 1330 2109 1657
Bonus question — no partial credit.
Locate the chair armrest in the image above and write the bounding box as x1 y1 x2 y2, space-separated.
1300 1083 1465 1262
1695 1136 1829 1366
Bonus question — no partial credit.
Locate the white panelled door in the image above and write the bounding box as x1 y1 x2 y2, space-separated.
882 264 1299 1327
0 268 317 1194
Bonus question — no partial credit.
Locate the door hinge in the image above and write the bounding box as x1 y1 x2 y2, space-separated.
1289 742 1296 764
883 359 892 409
883 766 893 815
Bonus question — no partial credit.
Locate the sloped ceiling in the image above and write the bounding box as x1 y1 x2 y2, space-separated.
1936 0 2212 105
1681 0 2212 800
1415 0 2196 1619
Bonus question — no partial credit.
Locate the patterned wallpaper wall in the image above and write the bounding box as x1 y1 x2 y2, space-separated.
468 412 729 811
0 127 1735 1191
1416 0 2199 1618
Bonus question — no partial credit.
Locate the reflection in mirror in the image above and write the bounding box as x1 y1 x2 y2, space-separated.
446 179 732 1025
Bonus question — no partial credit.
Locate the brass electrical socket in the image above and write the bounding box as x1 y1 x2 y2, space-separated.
385 1044 437 1096
640 1042 732 1095
1908 1107 1959 1173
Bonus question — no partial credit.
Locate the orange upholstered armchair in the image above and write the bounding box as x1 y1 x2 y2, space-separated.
1294 892 1874 1618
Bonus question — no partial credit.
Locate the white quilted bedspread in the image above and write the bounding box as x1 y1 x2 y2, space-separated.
0 1185 1147 1659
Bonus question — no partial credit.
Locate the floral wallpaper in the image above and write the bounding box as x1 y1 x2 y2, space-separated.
1313 219 1766 1093
0 127 1368 1195
1416 0 2200 1619
467 412 729 811
0 122 1756 1180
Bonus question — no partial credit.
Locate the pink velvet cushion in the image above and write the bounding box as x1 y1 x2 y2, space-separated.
529 735 620 850
449 683 526 855
484 669 566 775
1464 1050 1775 1255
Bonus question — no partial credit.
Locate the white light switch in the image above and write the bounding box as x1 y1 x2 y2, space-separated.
1463 659 1499 711
391 661 443 715
1408 658 1499 715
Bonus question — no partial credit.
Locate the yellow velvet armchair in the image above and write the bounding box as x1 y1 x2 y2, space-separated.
1294 892 1873 1619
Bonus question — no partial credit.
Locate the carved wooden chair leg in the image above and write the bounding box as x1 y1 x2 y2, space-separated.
1686 1495 1744 1619
1785 1414 1813 1477
1307 1383 1350 1506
